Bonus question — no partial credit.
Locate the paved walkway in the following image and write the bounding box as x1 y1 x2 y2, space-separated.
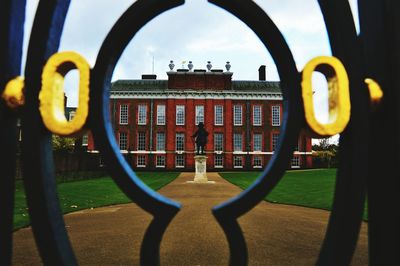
12 173 368 265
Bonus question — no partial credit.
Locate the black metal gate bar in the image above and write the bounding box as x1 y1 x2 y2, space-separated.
316 1 369 265
209 1 303 264
0 1 26 265
21 1 77 265
358 0 400 264
89 1 183 264
1 0 399 265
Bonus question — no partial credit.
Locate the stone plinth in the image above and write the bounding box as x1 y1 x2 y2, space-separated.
193 155 208 183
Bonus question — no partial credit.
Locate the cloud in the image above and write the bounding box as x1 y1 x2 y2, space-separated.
21 0 360 147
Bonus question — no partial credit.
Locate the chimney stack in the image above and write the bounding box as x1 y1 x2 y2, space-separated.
258 65 266 81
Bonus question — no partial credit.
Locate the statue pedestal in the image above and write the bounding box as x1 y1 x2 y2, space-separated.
193 155 208 183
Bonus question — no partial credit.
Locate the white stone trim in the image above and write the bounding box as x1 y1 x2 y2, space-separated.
293 152 313 155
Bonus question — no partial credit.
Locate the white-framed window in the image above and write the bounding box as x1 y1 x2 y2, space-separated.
253 156 262 168
119 104 128 125
69 111 76 121
176 133 185 151
214 133 223 152
233 156 243 168
156 156 165 167
291 156 300 168
176 105 185 125
215 155 223 168
99 156 105 167
253 105 262 126
233 133 242 151
272 105 281 126
253 133 262 152
137 132 146 151
214 105 224 126
195 105 204 125
138 104 147 125
156 132 165 151
82 134 88 146
157 105 166 125
119 132 128 150
233 105 242 126
137 155 146 167
272 133 279 151
176 154 185 167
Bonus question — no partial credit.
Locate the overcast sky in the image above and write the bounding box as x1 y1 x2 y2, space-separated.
23 0 359 144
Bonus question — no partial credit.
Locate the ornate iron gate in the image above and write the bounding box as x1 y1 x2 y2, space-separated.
1 0 399 265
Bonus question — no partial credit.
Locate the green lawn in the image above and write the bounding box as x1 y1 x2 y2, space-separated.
13 172 180 230
219 169 368 220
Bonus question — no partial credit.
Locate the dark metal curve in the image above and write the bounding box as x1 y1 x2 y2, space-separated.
316 1 369 265
90 0 183 264
358 1 400 264
209 0 303 264
0 0 26 264
21 1 77 265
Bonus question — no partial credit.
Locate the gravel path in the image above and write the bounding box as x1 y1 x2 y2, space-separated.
12 172 368 265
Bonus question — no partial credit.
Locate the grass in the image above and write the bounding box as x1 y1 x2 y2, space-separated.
219 169 368 220
13 172 180 230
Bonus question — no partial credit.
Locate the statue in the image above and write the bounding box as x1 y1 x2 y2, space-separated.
192 122 209 155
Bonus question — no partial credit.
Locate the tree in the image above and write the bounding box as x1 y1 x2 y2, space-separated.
312 136 339 168
52 135 75 152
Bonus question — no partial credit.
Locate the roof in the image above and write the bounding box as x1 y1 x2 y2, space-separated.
111 79 281 93
231 80 281 92
111 80 168 91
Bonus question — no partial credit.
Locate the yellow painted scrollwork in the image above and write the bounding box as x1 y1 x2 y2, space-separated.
301 56 351 137
364 78 383 104
2 76 25 108
39 51 90 136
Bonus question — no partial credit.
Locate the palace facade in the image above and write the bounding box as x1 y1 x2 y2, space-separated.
87 63 312 171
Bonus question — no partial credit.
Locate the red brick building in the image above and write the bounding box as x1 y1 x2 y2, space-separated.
87 64 312 171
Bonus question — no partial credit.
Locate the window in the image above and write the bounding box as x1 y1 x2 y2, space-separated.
214 133 223 152
215 155 223 167
119 132 128 150
156 156 165 167
82 134 88 146
176 154 185 167
157 105 166 125
215 105 223 125
253 156 262 168
137 132 146 151
272 105 281 126
119 104 128 125
272 133 279 151
99 156 105 167
253 133 262 152
233 105 242 126
233 156 243 168
176 133 185 151
137 155 146 167
291 156 300 168
69 111 76 121
138 104 147 125
176 105 185 125
253 105 262 126
156 132 165 151
233 133 242 151
195 105 204 125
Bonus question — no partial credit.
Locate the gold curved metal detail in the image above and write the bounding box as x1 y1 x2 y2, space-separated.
301 56 351 137
365 78 383 104
39 51 90 136
2 76 25 109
